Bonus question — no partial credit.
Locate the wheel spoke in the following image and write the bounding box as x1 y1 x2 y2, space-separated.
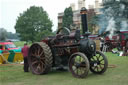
96 66 99 72
80 62 86 67
32 60 38 65
37 63 41 71
31 53 35 56
35 63 40 72
94 66 97 71
40 59 45 65
100 58 104 62
37 47 41 56
80 67 85 74
99 65 103 69
100 63 105 66
39 51 44 57
76 69 79 75
31 56 37 61
96 55 100 61
40 57 45 61
91 57 96 61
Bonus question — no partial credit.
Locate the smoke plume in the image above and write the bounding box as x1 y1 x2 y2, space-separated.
106 18 116 39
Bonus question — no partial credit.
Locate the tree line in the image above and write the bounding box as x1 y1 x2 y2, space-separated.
0 28 19 41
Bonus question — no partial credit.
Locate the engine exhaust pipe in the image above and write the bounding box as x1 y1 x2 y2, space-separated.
80 7 88 35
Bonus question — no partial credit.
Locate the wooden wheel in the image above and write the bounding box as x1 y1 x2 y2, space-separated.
69 52 90 78
90 51 108 74
28 42 53 75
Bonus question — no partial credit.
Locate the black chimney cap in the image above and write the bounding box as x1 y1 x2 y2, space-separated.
80 7 87 12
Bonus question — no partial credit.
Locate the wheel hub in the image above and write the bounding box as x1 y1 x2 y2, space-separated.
36 56 40 59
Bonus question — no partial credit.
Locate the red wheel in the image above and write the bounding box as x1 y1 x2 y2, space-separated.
28 42 53 75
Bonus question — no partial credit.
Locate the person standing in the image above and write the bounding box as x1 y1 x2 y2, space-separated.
22 43 29 72
125 40 128 56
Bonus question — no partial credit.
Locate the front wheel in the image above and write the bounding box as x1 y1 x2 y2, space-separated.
68 52 90 78
90 51 108 74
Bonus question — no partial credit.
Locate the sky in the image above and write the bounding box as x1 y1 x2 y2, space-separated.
0 0 102 33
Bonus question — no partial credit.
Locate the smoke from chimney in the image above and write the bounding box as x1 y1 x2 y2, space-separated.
106 17 116 39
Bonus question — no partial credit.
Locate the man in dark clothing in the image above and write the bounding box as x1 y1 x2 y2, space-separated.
22 43 29 72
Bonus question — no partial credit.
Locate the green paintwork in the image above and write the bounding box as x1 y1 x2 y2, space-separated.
11 48 21 52
8 50 15 62
0 50 2 54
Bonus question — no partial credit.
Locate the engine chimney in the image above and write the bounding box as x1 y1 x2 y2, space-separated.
80 7 88 34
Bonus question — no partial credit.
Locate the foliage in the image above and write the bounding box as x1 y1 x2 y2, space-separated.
6 32 19 39
88 15 99 33
35 30 55 41
102 0 128 30
62 7 73 30
87 9 97 33
15 6 53 42
0 28 7 41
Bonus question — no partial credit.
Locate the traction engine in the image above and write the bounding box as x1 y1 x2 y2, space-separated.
28 7 108 78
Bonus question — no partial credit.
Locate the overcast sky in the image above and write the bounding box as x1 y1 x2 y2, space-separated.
0 0 102 33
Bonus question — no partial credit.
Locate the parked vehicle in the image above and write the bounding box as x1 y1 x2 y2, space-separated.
0 42 23 64
101 30 128 51
0 42 21 53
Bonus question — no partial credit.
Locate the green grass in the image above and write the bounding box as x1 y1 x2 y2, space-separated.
13 41 32 47
13 41 26 47
0 52 128 85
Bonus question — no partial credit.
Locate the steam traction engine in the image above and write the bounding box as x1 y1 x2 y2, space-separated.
101 30 128 52
28 8 108 78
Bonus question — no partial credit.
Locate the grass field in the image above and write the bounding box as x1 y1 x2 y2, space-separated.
13 41 26 47
13 41 32 47
0 52 128 85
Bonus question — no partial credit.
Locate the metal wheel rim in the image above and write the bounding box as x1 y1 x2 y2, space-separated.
69 53 89 78
90 51 108 73
28 43 46 74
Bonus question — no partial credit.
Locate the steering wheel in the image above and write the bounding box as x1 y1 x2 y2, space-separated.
56 27 70 35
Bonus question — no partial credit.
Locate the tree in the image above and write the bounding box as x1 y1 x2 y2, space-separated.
102 0 128 30
15 6 53 42
62 7 73 30
87 9 98 33
0 28 7 41
6 32 19 39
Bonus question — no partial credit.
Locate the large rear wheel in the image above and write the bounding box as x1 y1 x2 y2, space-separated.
69 52 90 78
28 42 53 75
